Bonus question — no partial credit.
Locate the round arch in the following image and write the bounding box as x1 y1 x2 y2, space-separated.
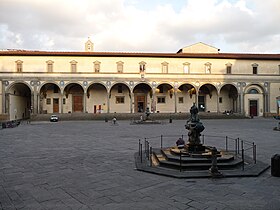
133 83 152 113
39 82 61 114
244 84 265 117
155 83 174 113
198 83 218 112
220 84 238 113
177 83 197 113
86 83 107 114
63 83 85 113
109 82 131 113
6 82 32 120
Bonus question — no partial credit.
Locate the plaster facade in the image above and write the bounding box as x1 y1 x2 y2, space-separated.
1 42 280 120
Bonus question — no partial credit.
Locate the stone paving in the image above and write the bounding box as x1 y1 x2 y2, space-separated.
0 118 279 210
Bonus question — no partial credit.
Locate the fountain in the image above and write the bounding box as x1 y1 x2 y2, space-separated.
134 103 270 178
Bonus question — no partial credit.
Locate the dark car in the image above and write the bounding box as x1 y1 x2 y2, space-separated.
50 115 58 122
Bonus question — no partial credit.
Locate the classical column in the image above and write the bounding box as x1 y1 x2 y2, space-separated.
174 89 177 113
60 91 63 114
130 91 134 113
33 87 38 114
83 92 87 113
2 82 6 113
5 93 9 114
107 91 110 113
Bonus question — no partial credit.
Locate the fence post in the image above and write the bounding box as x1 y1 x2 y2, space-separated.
144 138 147 155
147 141 150 159
138 139 141 156
140 143 143 163
225 136 228 152
150 147 153 167
160 135 163 148
237 138 240 154
253 143 257 164
241 140 244 171
202 135 205 145
235 138 238 156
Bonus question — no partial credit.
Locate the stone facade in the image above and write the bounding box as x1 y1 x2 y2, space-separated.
1 42 280 120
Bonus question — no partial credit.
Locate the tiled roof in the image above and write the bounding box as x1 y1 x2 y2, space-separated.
1 50 280 60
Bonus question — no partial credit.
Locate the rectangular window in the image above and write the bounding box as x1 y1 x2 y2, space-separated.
63 98 66 104
253 66 258 74
117 63 123 73
219 97 222 103
184 65 189 74
178 97 184 103
47 63 53 72
17 63 22 72
116 96 125 104
71 63 77 72
140 64 145 72
46 98 51 105
157 97 166 104
94 63 100 73
226 66 231 74
162 65 168 73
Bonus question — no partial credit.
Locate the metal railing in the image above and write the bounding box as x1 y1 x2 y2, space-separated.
138 134 257 170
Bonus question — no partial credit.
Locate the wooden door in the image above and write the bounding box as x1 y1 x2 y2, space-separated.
135 95 146 112
73 95 83 112
53 98 59 113
249 100 258 116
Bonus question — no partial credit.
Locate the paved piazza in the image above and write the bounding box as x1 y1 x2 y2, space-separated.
0 118 280 209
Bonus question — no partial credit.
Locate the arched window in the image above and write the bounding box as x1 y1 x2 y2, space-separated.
248 88 259 94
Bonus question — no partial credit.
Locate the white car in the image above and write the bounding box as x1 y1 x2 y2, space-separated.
50 115 59 122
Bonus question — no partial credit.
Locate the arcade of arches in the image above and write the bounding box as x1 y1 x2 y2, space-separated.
3 81 269 120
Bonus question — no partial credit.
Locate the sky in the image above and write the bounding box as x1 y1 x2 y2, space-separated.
0 0 280 53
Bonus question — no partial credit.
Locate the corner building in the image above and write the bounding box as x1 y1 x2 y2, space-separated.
1 41 280 120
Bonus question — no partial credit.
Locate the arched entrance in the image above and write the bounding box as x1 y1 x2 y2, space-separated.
133 83 152 113
39 83 61 114
177 84 196 113
220 84 238 113
6 82 31 120
87 83 107 113
199 84 218 112
155 83 174 113
63 83 84 113
109 83 131 113
244 85 264 117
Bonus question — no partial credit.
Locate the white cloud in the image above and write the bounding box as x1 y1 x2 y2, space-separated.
0 0 279 53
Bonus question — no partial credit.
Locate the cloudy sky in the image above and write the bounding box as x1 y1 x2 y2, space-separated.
0 0 279 53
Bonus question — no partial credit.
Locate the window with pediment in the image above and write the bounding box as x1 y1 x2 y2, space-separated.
205 62 211 74
161 62 168 73
226 62 232 74
117 61 124 73
139 61 146 72
46 60 54 72
183 62 190 74
70 60 77 73
15 60 23 72
94 61 101 73
252 63 258 74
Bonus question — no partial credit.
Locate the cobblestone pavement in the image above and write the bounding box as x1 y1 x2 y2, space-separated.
0 118 280 210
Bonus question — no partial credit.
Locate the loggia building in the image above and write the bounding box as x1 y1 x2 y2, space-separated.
0 40 280 120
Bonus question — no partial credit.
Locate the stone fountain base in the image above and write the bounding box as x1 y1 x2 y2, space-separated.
134 145 270 178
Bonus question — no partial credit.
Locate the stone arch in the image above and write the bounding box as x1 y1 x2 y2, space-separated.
133 83 152 113
39 82 61 114
220 84 238 113
177 83 197 113
154 83 174 113
86 82 107 114
109 82 131 113
198 83 218 112
244 84 265 117
6 82 32 120
63 83 84 113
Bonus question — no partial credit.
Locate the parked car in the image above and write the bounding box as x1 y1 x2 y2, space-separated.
50 115 59 122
